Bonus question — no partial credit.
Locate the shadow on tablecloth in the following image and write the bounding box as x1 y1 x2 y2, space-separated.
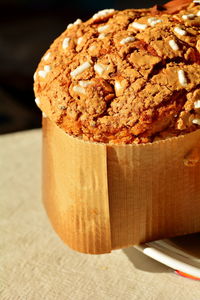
123 247 171 273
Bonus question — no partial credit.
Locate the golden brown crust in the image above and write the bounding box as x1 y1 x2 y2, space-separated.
151 0 192 15
34 1 200 144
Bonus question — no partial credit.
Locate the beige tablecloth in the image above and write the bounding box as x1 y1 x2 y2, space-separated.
1 129 200 300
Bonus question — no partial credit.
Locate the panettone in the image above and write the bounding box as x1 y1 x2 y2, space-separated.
34 0 200 254
34 0 200 144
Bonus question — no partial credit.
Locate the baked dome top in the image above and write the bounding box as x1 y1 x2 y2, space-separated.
34 0 200 144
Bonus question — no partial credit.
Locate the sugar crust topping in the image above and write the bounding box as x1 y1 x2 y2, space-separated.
34 2 200 144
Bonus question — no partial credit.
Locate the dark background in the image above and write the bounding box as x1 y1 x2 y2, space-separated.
0 0 166 134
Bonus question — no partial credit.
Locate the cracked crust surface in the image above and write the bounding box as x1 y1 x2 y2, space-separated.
34 1 200 144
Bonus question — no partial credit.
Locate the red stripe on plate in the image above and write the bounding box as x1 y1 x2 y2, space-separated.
175 270 200 281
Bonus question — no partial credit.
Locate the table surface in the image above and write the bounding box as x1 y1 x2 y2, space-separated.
1 129 200 300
